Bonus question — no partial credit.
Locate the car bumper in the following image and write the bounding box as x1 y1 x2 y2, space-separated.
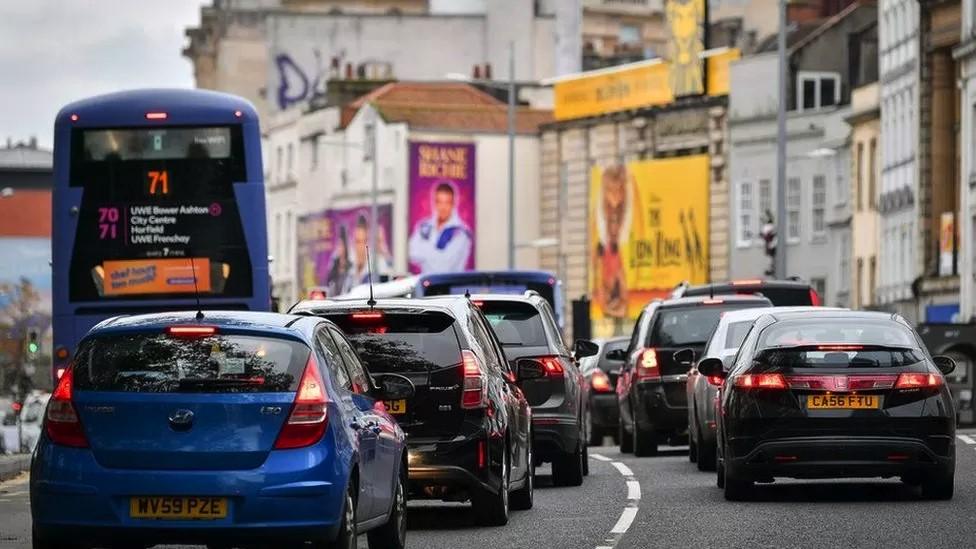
533 414 580 461
633 381 688 432
30 440 346 543
406 435 501 499
726 436 956 480
589 393 619 429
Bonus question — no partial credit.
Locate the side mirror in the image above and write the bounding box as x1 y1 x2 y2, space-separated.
373 374 416 400
516 358 547 381
574 339 599 359
673 348 696 367
696 357 726 379
605 348 627 362
933 355 957 376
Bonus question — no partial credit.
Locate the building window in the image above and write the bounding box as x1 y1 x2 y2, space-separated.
759 179 772 219
868 137 877 209
619 24 641 46
286 143 294 177
835 171 846 206
797 71 841 111
855 142 864 211
812 175 826 237
738 180 754 246
276 146 283 179
787 177 801 242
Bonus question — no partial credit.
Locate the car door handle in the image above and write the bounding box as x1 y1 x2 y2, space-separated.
350 421 363 431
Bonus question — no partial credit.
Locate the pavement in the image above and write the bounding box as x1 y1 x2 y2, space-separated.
3 433 976 548
0 454 29 482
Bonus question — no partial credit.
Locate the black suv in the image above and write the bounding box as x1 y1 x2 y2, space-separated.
616 295 771 456
472 292 598 486
674 278 821 306
291 297 536 525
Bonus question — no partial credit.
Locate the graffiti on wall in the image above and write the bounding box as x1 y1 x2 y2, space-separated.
273 50 395 110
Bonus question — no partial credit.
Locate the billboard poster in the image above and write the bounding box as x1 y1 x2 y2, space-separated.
666 0 707 97
407 141 476 274
939 211 955 277
589 156 710 337
296 204 393 298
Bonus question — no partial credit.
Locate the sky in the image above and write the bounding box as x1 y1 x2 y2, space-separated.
0 0 209 149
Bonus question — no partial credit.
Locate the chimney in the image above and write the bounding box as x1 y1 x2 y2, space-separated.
484 63 493 80
473 64 482 79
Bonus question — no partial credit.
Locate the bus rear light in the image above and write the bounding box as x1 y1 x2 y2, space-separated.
635 348 660 381
145 112 168 120
275 355 329 449
46 367 89 448
234 110 243 118
69 114 79 122
166 325 217 338
461 351 487 409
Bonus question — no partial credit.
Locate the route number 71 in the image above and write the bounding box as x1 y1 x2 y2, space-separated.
148 170 169 195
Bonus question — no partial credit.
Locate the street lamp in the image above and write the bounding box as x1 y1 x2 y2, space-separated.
447 41 517 269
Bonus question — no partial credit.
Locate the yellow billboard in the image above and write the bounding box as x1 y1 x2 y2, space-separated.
589 156 710 337
666 0 707 97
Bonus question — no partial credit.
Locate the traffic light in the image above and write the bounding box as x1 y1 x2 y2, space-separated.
26 329 39 355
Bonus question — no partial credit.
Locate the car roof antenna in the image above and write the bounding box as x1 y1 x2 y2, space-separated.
464 289 471 299
188 256 204 321
709 284 714 299
366 246 376 309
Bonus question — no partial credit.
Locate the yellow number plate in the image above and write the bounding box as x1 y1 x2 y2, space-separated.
807 394 880 409
130 497 228 520
384 399 407 415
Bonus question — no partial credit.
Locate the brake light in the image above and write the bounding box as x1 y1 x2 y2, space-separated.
351 311 383 320
707 376 724 387
145 112 168 120
734 373 787 389
895 372 942 389
45 367 89 448
702 299 725 305
816 345 863 351
166 325 217 338
591 370 612 392
461 350 487 409
11 402 22 412
732 279 763 286
809 288 822 306
635 348 660 380
540 356 565 376
274 355 330 449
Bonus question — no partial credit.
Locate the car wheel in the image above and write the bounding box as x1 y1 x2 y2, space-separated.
716 453 725 489
696 432 716 472
321 482 358 549
474 446 510 526
723 466 752 501
582 441 590 476
586 411 604 447
633 424 658 457
552 441 584 487
618 421 633 454
688 427 698 463
367 464 407 549
510 443 534 510
921 471 954 500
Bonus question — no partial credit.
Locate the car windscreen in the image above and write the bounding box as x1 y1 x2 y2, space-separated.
648 304 765 347
328 312 462 373
725 320 756 350
73 332 309 393
477 301 548 347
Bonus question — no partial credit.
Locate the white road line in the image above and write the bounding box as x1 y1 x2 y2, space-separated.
626 480 641 500
612 461 634 477
590 453 613 462
957 434 976 445
610 507 639 535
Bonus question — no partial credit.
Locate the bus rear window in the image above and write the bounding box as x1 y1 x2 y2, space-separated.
73 333 309 393
68 125 253 301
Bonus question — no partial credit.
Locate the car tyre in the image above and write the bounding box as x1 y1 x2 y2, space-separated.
716 453 725 489
723 466 752 501
586 412 604 447
582 441 590 476
322 482 357 549
367 464 407 549
633 424 658 457
618 421 633 454
510 443 534 510
552 440 585 487
696 434 716 472
688 428 698 463
474 447 510 526
921 471 954 501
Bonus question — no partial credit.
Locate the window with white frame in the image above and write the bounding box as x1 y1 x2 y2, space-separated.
812 175 826 237
759 179 772 220
787 177 801 242
738 180 754 246
797 71 841 111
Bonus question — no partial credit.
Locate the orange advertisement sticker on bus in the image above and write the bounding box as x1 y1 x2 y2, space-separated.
102 258 211 296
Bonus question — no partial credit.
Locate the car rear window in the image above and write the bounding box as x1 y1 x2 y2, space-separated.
328 312 462 373
687 285 813 306
478 301 548 347
760 348 926 369
649 304 765 347
73 333 310 393
759 318 918 349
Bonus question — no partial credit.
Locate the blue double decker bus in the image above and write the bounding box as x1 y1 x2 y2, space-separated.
51 89 269 379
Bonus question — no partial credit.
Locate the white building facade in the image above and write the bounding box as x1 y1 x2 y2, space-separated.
877 0 920 318
957 0 976 321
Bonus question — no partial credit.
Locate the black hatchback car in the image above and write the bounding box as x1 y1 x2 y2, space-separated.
675 278 821 306
617 295 771 456
580 337 629 446
291 297 537 525
472 292 598 486
699 310 957 501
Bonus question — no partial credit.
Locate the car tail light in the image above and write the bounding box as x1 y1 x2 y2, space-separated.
707 375 724 387
166 325 217 338
734 373 787 389
591 370 612 392
809 288 822 306
351 311 383 320
461 350 487 409
477 439 487 470
46 367 89 448
275 355 330 449
635 348 660 381
539 356 565 376
895 372 942 389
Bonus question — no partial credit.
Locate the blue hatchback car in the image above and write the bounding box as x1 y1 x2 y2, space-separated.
31 311 412 549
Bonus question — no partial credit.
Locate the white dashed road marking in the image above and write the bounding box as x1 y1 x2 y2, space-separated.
957 434 976 445
590 452 641 548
